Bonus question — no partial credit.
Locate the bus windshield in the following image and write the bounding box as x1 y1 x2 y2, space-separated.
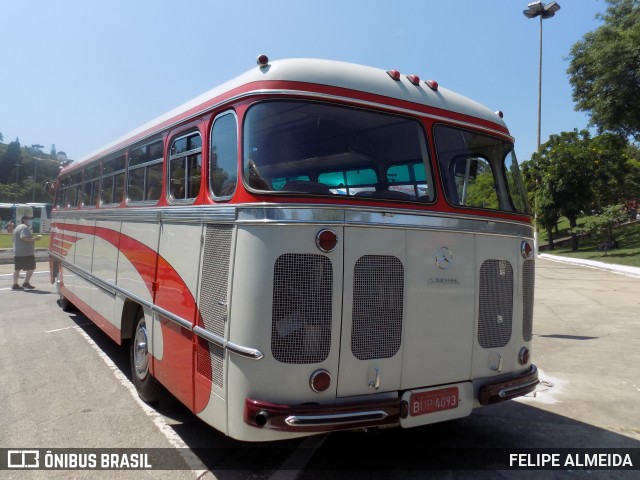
243 101 434 202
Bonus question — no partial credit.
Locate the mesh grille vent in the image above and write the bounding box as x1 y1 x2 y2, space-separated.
271 254 332 364
478 259 513 348
522 260 535 342
198 225 233 387
351 255 404 360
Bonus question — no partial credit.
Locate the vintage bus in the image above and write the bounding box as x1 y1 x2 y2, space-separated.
49 56 538 442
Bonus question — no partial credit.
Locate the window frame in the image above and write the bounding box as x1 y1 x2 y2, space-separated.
209 110 239 201
168 130 202 204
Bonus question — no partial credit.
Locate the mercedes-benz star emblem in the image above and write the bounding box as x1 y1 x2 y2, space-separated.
435 246 453 270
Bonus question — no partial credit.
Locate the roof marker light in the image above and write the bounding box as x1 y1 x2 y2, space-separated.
406 74 420 85
496 110 504 118
425 79 439 91
257 54 269 67
387 69 401 81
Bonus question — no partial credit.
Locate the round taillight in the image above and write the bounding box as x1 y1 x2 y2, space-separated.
521 241 533 259
519 347 530 365
316 229 338 253
310 369 331 393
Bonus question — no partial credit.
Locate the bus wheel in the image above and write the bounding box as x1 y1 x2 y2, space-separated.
56 272 74 312
130 310 160 403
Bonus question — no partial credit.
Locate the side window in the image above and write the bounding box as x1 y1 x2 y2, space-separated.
128 140 163 203
101 154 126 205
83 164 101 207
210 112 238 199
169 132 201 201
56 177 69 209
68 172 83 208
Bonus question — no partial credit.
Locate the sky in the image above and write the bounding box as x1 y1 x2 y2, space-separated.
0 0 607 164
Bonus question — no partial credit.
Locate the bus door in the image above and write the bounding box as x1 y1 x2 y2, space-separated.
337 226 406 397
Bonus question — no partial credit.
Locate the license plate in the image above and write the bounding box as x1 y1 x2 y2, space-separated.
409 387 459 416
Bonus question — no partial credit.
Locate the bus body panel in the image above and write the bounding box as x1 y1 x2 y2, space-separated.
337 226 406 397
401 229 476 389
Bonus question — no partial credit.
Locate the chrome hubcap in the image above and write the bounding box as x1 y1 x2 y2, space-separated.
133 322 149 380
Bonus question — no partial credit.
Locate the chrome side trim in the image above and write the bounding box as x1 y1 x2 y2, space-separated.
193 326 264 360
56 257 262 361
53 204 532 237
285 410 389 427
52 205 237 223
59 259 117 296
237 205 533 238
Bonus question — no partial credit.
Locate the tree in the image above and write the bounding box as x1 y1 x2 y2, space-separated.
580 204 629 253
50 144 57 157
0 138 22 183
567 0 640 140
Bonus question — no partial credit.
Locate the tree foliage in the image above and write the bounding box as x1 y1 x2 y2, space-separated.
522 130 635 251
567 0 640 140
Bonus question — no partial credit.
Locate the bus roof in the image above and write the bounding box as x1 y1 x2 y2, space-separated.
69 58 509 170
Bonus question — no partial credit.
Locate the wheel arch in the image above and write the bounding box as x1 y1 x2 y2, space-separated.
121 299 143 341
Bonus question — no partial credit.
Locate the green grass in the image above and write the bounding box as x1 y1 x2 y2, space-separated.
543 221 640 268
0 233 49 249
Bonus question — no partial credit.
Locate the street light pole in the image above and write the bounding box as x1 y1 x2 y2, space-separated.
523 1 560 255
523 1 561 150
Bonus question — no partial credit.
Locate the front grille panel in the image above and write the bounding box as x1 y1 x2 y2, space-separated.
351 255 404 360
478 259 513 348
522 260 535 342
272 254 333 364
198 225 233 387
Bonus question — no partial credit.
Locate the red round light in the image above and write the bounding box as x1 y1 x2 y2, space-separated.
310 369 331 393
387 69 401 81
257 54 269 67
425 79 439 91
521 241 533 259
406 74 420 85
519 347 530 365
316 229 338 253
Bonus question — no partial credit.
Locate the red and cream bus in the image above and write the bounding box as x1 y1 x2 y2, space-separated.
49 56 538 442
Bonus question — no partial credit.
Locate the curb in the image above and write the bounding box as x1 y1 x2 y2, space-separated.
538 253 640 279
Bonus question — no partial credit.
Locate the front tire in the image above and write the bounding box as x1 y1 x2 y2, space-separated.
130 310 160 403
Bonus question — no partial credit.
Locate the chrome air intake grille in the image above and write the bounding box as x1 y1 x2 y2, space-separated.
198 225 233 387
522 260 535 342
272 254 333 364
351 255 404 360
478 259 513 349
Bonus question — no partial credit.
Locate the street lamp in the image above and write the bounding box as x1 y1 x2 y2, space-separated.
523 1 561 149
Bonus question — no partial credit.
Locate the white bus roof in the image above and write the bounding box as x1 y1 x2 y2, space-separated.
74 58 509 168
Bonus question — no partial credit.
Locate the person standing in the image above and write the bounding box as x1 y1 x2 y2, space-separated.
12 215 41 290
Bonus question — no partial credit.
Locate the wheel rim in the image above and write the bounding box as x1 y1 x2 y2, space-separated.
133 321 150 381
